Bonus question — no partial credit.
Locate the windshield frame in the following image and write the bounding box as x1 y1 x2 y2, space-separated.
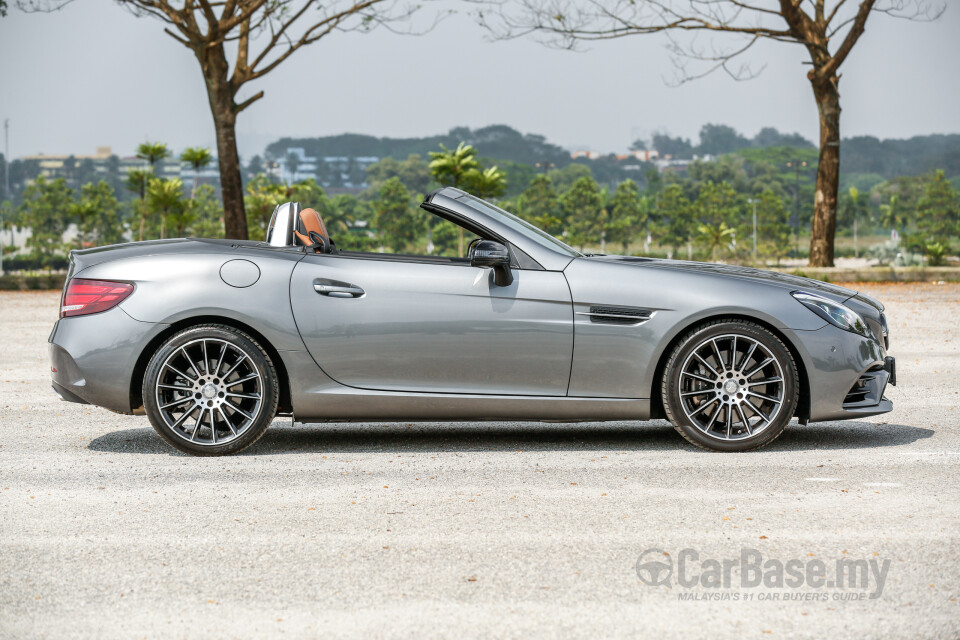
454 194 582 259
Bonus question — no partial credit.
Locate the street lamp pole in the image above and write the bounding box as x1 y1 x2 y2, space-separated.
2 119 8 198
747 197 758 263
1 118 8 276
786 159 807 257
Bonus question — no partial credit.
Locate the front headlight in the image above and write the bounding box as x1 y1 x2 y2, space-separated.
791 291 870 337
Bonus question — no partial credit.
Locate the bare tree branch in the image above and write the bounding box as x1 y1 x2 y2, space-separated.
474 0 944 84
235 89 265 112
819 0 873 77
14 0 444 242
470 0 946 267
13 0 75 12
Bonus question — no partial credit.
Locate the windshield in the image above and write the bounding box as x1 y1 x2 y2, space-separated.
456 195 581 258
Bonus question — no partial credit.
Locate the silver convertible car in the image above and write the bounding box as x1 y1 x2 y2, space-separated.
49 187 895 455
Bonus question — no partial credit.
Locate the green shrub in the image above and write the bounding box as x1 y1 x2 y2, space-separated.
925 242 950 267
0 274 67 290
1 253 70 272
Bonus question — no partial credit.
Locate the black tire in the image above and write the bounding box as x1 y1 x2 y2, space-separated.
142 324 279 456
662 319 800 452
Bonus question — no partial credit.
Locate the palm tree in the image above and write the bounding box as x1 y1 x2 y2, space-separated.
428 142 479 188
135 143 171 241
146 177 185 239
180 147 213 199
243 175 289 241
62 155 78 190
70 199 97 250
697 221 736 263
465 166 507 200
880 194 909 236
1 200 17 254
137 142 170 173
285 151 301 184
125 168 152 241
848 186 863 258
429 143 480 256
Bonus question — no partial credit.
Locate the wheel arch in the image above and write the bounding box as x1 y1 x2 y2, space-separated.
647 313 810 424
130 315 292 415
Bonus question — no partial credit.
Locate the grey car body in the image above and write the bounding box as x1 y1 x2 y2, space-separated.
49 187 894 439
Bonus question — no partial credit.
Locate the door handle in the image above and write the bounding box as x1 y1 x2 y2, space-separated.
314 282 364 298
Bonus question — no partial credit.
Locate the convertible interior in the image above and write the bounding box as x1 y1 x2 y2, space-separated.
271 201 486 264
293 208 337 255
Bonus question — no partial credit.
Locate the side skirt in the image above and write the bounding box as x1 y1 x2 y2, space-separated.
294 389 649 423
280 350 650 423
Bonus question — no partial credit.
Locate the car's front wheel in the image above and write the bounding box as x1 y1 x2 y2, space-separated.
143 324 279 456
662 320 799 452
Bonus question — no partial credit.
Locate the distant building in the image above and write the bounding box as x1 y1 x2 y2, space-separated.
570 150 604 160
179 162 220 185
20 146 217 186
620 150 660 162
269 147 319 183
567 147 721 178
24 146 114 179
653 154 713 174
571 149 663 163
269 147 379 190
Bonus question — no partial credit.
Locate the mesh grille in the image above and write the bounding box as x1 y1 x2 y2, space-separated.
586 306 653 325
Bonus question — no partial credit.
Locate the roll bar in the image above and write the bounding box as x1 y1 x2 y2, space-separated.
266 201 301 247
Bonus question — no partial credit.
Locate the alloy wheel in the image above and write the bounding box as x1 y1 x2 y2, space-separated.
677 333 786 441
154 338 264 446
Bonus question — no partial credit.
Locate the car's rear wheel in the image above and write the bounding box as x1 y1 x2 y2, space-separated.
662 320 799 452
143 324 279 456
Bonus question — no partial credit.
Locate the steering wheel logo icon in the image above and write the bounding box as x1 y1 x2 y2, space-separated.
635 549 673 586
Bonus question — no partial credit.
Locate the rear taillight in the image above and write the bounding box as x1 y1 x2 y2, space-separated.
60 279 135 318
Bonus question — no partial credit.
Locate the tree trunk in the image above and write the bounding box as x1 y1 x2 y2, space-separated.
854 215 858 258
199 45 249 240
138 181 146 242
808 78 841 267
211 102 248 239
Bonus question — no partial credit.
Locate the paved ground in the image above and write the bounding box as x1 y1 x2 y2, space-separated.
1 284 958 639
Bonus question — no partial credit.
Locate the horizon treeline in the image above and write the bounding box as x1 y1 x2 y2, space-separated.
1 128 958 271
261 123 960 190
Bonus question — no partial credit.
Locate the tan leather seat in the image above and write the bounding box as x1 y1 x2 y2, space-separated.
294 208 330 253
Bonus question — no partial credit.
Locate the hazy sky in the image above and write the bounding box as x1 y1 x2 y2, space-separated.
0 1 958 160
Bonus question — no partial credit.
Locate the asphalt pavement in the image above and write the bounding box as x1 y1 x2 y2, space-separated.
1 284 958 639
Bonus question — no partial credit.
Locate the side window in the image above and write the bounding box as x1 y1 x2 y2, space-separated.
429 218 481 258
336 208 481 259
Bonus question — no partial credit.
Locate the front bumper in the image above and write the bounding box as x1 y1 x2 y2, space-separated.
48 306 167 414
788 323 895 423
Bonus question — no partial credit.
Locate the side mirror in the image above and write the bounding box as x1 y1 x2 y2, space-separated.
470 239 514 287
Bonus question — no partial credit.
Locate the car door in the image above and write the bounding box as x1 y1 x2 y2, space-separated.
289 253 573 395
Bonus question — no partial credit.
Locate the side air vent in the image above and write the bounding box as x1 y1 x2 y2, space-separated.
579 305 654 326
